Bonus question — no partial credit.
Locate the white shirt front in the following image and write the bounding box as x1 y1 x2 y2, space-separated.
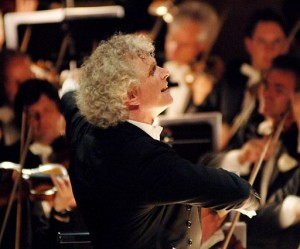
127 120 163 141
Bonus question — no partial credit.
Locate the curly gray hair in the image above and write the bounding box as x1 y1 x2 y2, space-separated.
76 33 155 128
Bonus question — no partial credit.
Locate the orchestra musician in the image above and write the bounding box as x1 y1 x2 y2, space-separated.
0 50 34 155
248 164 300 249
199 55 300 248
0 79 86 249
244 55 300 249
218 8 289 149
156 0 224 117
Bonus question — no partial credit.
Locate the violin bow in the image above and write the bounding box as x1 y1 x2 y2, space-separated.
285 19 300 52
221 112 288 249
0 112 32 249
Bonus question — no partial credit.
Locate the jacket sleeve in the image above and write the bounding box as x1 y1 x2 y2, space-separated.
122 136 260 212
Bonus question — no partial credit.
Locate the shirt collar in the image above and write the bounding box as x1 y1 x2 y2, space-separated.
29 142 53 164
240 63 261 88
127 120 163 141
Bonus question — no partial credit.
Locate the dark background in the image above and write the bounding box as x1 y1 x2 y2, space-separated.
3 0 300 70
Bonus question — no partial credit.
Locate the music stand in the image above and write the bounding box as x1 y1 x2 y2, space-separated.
57 232 92 249
157 112 222 163
4 5 125 50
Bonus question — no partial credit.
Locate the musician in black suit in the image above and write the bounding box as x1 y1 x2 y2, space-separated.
246 166 300 249
61 33 260 249
156 0 223 116
0 79 86 249
219 8 289 149
245 65 300 249
199 55 300 248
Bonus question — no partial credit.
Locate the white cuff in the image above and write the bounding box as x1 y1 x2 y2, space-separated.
221 149 251 176
279 195 300 228
60 78 79 97
236 209 256 218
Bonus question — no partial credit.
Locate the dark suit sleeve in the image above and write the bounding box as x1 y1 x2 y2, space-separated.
249 167 300 230
61 91 89 143
61 92 78 125
122 136 260 211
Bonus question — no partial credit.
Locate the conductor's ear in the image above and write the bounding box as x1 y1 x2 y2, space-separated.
127 88 140 108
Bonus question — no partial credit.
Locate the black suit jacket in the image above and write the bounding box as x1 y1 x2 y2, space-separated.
61 92 259 249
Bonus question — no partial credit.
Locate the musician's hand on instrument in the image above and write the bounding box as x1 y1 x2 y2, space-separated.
191 73 214 105
51 175 76 212
239 138 272 164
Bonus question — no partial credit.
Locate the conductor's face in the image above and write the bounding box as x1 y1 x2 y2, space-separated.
128 55 172 122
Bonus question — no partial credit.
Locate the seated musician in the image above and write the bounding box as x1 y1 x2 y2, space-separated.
200 55 300 248
0 79 86 249
157 0 224 116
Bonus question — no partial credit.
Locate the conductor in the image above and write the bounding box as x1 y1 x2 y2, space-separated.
61 33 260 249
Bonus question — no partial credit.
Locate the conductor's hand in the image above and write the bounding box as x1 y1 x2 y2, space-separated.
192 73 215 106
236 187 260 214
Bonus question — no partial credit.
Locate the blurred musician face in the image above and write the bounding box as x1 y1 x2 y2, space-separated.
27 94 65 145
259 69 296 120
5 56 33 106
165 19 208 64
245 21 287 71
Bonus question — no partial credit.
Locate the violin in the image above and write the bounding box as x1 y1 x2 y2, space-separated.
184 55 225 85
30 60 61 88
0 162 68 204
